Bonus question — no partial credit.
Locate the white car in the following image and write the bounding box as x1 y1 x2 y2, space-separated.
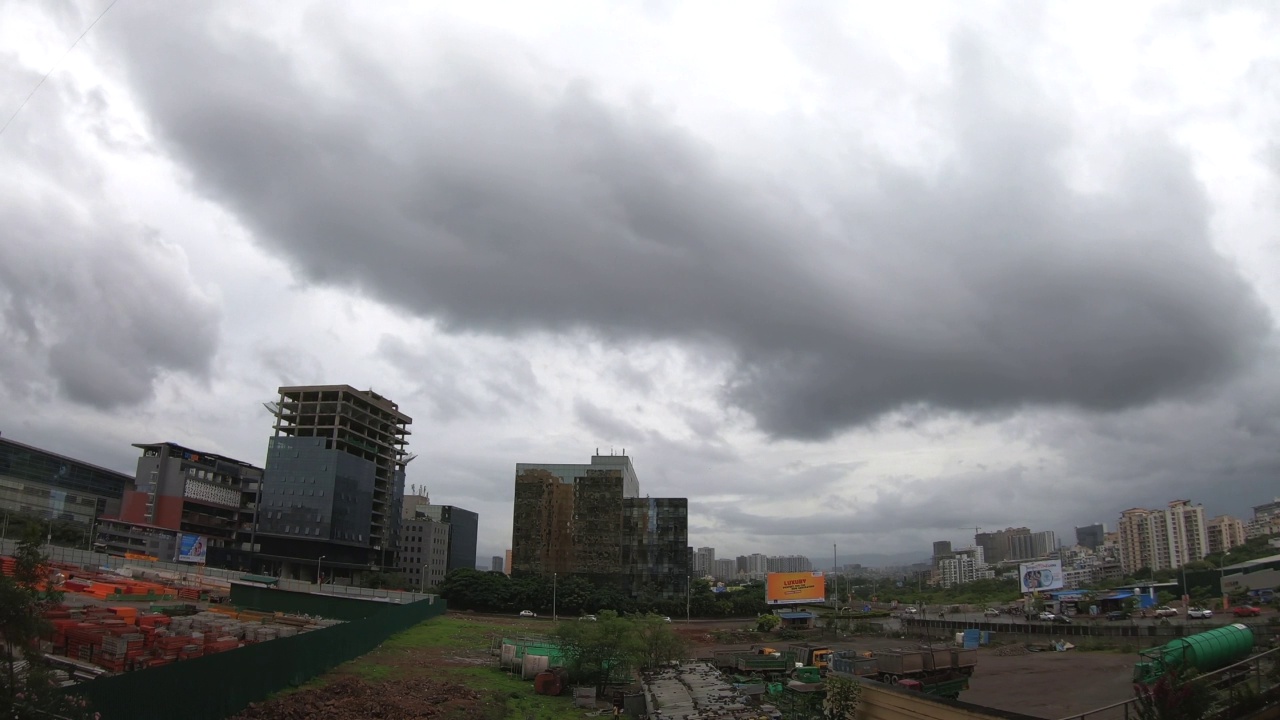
903 607 919 615
579 614 598 621
661 616 672 623
1187 607 1213 619
519 610 537 618
1154 606 1179 618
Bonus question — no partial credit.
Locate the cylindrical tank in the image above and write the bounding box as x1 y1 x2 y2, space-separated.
1160 623 1254 675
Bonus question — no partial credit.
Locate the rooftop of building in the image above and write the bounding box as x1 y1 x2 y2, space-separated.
132 441 263 471
1224 552 1280 571
276 384 412 422
0 434 133 480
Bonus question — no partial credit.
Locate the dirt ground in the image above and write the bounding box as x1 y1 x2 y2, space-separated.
231 676 486 720
962 648 1137 719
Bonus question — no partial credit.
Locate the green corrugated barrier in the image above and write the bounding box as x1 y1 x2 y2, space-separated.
64 590 447 720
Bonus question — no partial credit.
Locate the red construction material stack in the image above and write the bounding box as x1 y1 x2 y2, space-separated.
65 624 107 663
203 636 240 654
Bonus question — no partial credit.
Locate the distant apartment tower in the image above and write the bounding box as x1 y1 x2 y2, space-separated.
1206 515 1246 555
491 555 504 572
975 527 1030 564
510 454 688 597
425 505 479 573
693 547 716 577
1008 530 1056 561
744 553 769 576
1247 498 1280 539
396 516 448 591
259 385 411 581
712 558 737 582
1118 500 1209 574
767 555 813 573
1075 523 1106 551
101 442 263 567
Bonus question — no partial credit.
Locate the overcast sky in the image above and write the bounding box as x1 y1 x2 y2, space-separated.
3 1 1280 568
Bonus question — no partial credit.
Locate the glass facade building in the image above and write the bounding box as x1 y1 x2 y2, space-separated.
511 454 689 598
0 435 131 527
258 385 412 581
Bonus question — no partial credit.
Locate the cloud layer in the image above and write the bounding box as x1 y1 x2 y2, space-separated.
102 5 1270 440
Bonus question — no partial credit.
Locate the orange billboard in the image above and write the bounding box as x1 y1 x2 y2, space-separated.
766 571 826 605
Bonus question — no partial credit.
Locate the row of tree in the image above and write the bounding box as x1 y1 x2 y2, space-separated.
438 569 772 618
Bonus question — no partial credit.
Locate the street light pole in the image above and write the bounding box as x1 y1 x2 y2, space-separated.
553 572 557 621
1219 552 1231 610
421 563 427 594
316 555 326 586
686 575 691 623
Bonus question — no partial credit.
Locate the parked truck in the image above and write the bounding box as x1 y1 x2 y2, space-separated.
787 643 834 672
827 646 976 699
1133 624 1254 685
712 649 797 675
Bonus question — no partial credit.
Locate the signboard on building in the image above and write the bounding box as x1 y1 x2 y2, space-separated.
177 533 208 564
1019 560 1064 593
766 571 826 605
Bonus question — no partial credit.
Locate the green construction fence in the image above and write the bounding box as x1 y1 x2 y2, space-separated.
66 589 447 720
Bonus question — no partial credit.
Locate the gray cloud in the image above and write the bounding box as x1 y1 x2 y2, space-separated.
0 54 221 409
99 7 1271 439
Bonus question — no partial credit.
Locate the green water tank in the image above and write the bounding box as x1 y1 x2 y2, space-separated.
1159 623 1254 676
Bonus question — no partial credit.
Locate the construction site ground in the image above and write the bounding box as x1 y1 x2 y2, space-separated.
226 612 1139 720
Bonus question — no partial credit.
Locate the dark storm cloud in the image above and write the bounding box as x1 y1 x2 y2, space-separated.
0 62 220 409
102 6 1270 438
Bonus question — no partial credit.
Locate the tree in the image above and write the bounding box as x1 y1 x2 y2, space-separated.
632 614 687 670
554 611 636 689
756 613 780 632
822 674 862 720
1 525 96 720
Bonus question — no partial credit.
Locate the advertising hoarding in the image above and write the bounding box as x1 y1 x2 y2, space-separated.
177 533 208 564
766 571 826 605
1018 559 1064 593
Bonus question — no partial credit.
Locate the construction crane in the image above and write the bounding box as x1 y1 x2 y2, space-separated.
961 527 983 544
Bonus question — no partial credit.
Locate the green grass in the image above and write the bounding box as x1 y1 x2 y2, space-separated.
338 617 586 720
382 616 503 650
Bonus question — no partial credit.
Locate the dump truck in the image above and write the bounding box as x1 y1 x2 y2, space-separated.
1133 624 1254 685
787 643 834 672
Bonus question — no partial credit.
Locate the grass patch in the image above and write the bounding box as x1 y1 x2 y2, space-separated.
337 617 587 720
449 667 588 720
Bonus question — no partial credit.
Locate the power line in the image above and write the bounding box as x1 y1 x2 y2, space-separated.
0 0 122 138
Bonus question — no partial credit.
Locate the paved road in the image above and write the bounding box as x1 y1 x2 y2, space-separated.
898 610 1258 628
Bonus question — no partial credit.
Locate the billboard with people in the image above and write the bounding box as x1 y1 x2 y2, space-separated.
1019 559 1063 593
177 533 208 564
766 571 826 605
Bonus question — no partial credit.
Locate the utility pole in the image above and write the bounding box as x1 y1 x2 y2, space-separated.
833 544 838 609
553 572 557 622
686 575 691 623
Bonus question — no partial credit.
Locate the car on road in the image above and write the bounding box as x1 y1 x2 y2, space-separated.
1232 605 1262 617
579 614 597 621
983 608 1000 618
1038 611 1071 624
519 610 537 618
1154 606 1179 618
661 616 672 623
903 607 919 615
1105 610 1129 621
1187 607 1213 619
